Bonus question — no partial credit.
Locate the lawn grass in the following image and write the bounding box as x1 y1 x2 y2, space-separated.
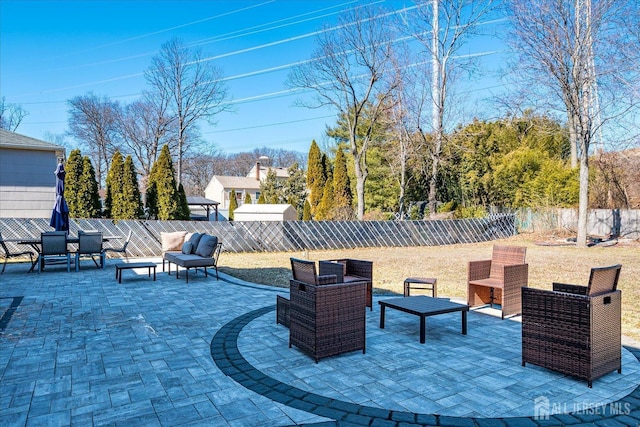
218 233 640 342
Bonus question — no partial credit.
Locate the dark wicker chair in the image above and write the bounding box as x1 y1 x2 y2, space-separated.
277 258 338 328
319 259 373 310
522 264 622 387
284 258 367 362
467 245 528 319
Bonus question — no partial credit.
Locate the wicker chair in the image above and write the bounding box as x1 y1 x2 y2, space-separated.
522 264 622 387
467 245 528 319
286 258 367 362
277 258 338 328
319 259 373 310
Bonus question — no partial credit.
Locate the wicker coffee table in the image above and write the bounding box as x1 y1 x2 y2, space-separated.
379 296 469 343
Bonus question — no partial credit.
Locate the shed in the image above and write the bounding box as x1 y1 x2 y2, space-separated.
233 204 297 221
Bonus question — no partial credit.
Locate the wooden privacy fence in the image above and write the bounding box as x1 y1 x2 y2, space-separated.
0 214 516 258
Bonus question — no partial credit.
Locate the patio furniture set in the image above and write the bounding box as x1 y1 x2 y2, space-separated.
277 246 623 388
1 230 124 273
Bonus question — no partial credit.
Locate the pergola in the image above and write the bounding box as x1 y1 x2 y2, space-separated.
186 196 220 221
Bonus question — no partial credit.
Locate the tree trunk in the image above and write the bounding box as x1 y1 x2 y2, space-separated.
353 151 366 220
576 151 589 247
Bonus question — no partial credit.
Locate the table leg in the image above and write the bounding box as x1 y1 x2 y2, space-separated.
379 305 386 329
420 315 426 344
462 310 467 335
152 267 156 281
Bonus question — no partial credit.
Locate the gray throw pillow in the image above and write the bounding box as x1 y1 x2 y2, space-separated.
181 241 193 254
195 234 218 258
188 233 203 253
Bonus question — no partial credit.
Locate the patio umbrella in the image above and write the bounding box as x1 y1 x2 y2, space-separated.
49 161 69 232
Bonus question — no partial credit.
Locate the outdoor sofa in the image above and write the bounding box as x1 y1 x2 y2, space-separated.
161 231 222 283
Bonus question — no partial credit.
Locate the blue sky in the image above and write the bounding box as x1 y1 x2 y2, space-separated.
0 0 508 155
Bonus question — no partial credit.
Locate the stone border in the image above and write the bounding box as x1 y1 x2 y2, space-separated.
210 306 640 426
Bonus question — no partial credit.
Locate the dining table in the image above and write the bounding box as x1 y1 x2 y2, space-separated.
11 234 121 273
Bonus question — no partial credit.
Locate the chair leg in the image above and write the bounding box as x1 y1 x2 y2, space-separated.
1 258 7 274
75 254 80 272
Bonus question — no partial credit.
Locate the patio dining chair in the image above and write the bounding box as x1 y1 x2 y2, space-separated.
103 229 132 259
0 231 35 274
75 230 105 271
39 231 70 273
522 264 622 387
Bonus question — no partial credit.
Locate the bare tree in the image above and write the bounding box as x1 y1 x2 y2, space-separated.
145 38 230 185
0 97 28 131
67 92 121 188
288 5 397 220
400 0 498 217
118 97 177 187
506 0 640 247
181 146 224 196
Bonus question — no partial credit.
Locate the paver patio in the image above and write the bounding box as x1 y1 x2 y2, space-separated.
1 259 639 426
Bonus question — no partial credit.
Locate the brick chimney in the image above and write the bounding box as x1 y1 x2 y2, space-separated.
255 161 260 181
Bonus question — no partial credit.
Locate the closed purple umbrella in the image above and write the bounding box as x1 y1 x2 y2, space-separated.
50 161 69 232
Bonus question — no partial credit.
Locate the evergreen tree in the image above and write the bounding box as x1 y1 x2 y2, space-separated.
145 182 158 219
259 168 283 203
257 192 266 204
151 145 181 220
64 149 83 218
75 156 102 218
228 189 238 220
316 169 334 220
177 183 190 220
332 147 353 219
243 192 252 204
306 140 326 217
105 150 124 219
121 155 144 219
282 162 307 218
302 200 312 220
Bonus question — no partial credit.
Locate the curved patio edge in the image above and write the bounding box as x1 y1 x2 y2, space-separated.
210 305 640 427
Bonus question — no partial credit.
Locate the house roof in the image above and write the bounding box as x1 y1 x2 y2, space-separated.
186 196 219 206
0 129 65 152
247 164 289 179
213 176 262 190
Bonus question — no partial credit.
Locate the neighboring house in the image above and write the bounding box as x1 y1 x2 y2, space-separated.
205 160 290 210
0 129 66 218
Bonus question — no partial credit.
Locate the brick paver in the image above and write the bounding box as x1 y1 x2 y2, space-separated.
1 259 639 426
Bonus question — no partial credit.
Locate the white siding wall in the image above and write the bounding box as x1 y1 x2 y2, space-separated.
0 148 57 218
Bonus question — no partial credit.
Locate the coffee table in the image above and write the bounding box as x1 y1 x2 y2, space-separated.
379 296 469 343
115 262 156 284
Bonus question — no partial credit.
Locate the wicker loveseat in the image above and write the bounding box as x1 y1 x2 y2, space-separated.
467 245 528 319
521 264 622 387
286 258 367 362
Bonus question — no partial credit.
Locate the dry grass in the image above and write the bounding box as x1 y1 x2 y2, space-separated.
218 233 640 341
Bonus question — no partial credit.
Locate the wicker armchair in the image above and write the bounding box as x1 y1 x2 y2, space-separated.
277 258 338 328
467 245 528 319
319 259 373 310
522 264 622 387
284 258 367 362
